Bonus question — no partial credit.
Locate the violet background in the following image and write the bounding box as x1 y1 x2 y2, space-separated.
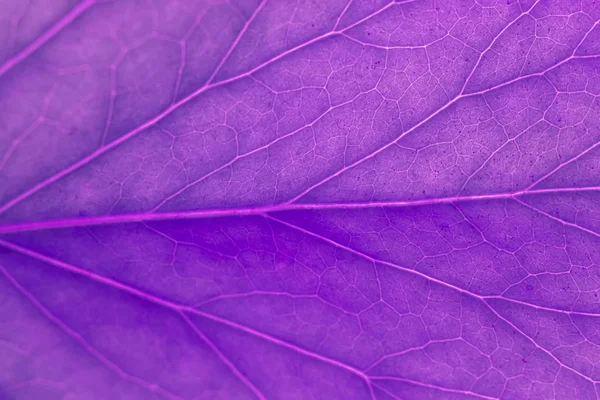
1 0 600 399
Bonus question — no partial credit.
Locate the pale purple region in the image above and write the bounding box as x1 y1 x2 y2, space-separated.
1 0 600 399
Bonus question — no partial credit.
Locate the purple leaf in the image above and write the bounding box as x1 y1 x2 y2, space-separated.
1 0 600 399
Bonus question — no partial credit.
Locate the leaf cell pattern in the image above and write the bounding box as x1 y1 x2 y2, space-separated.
1 0 600 399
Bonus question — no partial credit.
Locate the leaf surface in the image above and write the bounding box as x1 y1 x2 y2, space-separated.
1 0 600 399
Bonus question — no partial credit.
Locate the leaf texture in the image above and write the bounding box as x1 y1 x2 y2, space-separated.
1 0 600 399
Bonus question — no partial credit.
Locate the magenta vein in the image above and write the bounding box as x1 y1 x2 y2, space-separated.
1 2 597 225
286 54 595 205
370 377 496 400
332 0 355 31
1 186 599 234
204 0 268 86
514 197 600 239
0 0 394 216
264 216 597 384
285 1 547 204
0 239 371 385
179 311 267 400
0 0 95 78
267 214 600 319
370 383 403 400
0 262 183 400
1 216 598 392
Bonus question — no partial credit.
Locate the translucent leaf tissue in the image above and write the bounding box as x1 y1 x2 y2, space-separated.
1 0 600 399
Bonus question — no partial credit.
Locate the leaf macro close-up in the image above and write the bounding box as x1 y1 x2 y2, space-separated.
2 0 600 399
